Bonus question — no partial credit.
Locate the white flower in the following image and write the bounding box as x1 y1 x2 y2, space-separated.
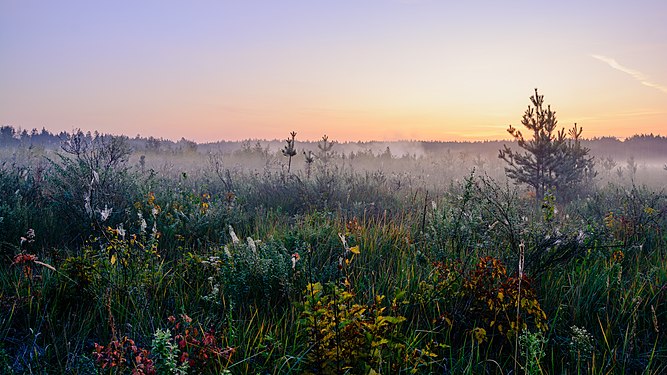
152 207 159 217
116 224 126 239
229 225 239 244
84 192 92 216
98 205 113 222
140 218 147 233
247 237 257 256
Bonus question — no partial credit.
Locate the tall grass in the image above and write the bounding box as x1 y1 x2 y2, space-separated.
0 143 665 373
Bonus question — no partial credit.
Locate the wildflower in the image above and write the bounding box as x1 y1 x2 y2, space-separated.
116 224 126 240
338 233 348 253
84 192 92 216
98 205 113 222
569 325 594 359
228 226 239 244
247 237 257 256
20 229 36 247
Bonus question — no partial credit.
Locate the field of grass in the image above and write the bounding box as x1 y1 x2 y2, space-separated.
1 141 666 374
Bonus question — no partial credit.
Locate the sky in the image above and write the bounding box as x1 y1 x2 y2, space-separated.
1 0 666 143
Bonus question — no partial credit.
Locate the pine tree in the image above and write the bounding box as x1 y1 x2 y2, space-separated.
316 134 336 166
303 150 315 178
282 131 297 173
499 89 594 200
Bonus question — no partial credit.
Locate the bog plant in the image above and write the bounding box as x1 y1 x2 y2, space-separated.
426 256 548 342
151 328 189 375
165 314 235 373
93 336 155 374
200 228 297 311
300 282 407 374
519 330 547 375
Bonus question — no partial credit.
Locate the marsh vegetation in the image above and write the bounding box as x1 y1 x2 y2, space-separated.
1 121 666 373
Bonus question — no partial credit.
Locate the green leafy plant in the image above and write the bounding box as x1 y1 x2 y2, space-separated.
300 282 406 374
151 328 189 375
519 330 547 375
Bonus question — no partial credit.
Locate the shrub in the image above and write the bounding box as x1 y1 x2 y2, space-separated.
425 256 548 343
299 282 406 374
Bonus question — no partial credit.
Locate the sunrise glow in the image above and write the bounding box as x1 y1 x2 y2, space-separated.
2 0 666 142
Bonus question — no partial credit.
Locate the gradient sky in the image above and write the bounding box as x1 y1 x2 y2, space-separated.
2 0 666 142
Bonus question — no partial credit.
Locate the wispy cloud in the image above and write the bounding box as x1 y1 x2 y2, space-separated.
591 54 667 94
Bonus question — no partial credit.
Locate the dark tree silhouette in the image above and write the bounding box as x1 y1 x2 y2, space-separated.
499 89 595 200
282 131 297 173
303 150 315 178
317 134 336 166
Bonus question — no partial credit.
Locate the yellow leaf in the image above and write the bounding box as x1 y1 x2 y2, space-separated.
110 254 117 265
350 245 360 254
472 327 487 344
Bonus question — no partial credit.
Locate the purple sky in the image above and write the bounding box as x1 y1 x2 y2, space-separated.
2 0 666 142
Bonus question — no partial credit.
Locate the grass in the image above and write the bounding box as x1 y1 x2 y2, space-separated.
0 144 666 374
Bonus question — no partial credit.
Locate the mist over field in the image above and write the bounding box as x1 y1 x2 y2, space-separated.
2 125 666 190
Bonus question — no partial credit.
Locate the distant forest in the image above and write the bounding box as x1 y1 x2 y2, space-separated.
1 125 666 163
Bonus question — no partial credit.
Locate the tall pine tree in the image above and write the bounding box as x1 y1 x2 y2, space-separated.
499 89 595 200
